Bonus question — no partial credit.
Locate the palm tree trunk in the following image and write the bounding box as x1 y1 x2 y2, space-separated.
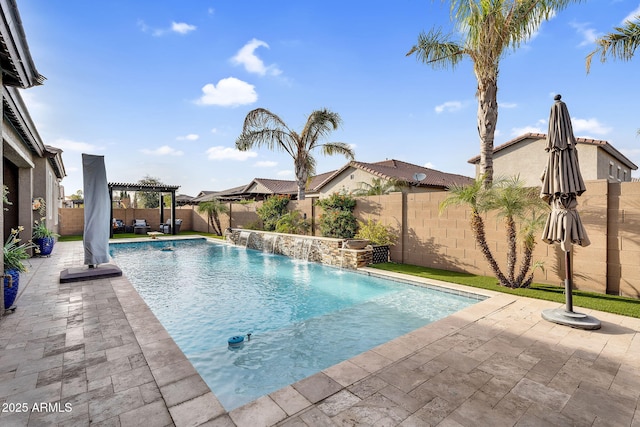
514 245 534 288
505 216 517 287
213 213 223 236
477 77 498 188
471 210 508 286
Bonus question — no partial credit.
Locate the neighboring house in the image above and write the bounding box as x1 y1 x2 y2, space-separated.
195 160 473 203
310 159 474 198
468 133 638 186
1 1 66 253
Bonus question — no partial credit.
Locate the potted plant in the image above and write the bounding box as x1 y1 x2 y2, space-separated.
354 219 398 263
32 218 59 256
4 226 37 309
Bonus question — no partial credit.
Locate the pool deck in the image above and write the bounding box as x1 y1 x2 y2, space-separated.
0 239 638 426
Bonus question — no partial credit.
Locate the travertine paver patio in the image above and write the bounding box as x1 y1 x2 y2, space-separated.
0 239 638 426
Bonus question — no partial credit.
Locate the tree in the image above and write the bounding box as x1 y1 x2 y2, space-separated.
586 16 640 73
256 195 290 231
236 108 355 200
137 176 163 208
197 199 229 236
407 0 581 187
352 178 404 196
69 190 83 200
440 176 547 288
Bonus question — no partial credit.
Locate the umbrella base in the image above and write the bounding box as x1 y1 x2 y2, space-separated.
541 308 601 330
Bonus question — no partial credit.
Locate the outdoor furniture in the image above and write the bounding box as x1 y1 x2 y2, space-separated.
133 219 150 235
159 218 182 234
112 218 125 234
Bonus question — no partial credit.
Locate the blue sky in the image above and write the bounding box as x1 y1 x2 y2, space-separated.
18 1 640 197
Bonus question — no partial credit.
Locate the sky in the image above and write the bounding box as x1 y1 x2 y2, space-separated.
16 1 640 197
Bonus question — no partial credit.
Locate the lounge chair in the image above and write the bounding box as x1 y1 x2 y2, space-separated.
133 219 150 235
159 218 182 234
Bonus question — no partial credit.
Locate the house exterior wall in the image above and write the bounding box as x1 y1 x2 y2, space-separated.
317 166 447 197
474 137 634 186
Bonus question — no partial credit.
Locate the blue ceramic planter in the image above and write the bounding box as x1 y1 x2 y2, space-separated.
4 268 20 308
36 237 55 256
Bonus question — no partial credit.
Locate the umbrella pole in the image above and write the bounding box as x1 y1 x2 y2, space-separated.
564 250 574 313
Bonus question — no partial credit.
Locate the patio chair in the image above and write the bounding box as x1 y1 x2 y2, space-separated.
133 219 151 235
159 218 182 234
112 218 125 234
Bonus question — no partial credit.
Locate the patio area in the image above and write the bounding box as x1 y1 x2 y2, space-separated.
0 239 638 426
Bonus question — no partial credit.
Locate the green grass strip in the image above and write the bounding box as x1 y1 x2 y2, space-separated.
371 263 640 318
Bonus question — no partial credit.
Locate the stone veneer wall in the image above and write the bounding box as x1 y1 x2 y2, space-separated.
225 229 372 269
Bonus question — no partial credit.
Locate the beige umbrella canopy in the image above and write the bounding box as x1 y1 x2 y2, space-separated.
540 95 590 251
540 94 600 330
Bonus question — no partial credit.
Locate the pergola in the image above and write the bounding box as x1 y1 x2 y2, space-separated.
108 182 180 236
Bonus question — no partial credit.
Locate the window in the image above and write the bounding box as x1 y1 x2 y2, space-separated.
617 166 622 181
609 162 614 178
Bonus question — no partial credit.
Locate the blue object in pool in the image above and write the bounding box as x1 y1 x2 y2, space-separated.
228 335 245 347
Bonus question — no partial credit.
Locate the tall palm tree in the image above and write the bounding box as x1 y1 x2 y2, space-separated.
407 0 581 188
586 16 640 73
197 199 229 236
236 108 355 200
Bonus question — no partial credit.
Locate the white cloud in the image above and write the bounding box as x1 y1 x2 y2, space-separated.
206 146 257 161
176 134 199 141
569 21 601 47
571 118 612 135
424 162 434 169
511 119 546 136
138 20 196 37
211 128 218 134
195 77 258 107
622 5 640 24
511 126 544 136
171 22 196 35
231 39 282 76
255 160 278 167
277 170 293 177
500 102 517 109
140 145 184 156
434 101 463 114
53 138 101 152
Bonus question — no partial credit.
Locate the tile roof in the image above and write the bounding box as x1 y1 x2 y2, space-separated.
467 133 638 170
315 159 474 190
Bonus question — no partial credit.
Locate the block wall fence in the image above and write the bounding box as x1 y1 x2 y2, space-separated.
58 179 640 298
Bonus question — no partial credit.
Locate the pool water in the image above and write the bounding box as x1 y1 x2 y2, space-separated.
110 239 482 410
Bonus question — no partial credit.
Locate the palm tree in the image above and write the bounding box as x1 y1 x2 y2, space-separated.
440 176 547 288
586 16 640 73
197 199 229 236
352 178 404 196
236 108 355 200
407 0 581 188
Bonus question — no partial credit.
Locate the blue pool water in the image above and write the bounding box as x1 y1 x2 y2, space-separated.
110 238 482 410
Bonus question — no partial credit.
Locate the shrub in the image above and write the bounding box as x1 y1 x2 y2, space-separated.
256 195 290 231
316 192 356 211
318 210 358 238
355 219 397 246
275 210 310 235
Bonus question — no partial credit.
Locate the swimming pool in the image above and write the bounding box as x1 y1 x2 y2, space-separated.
110 238 483 410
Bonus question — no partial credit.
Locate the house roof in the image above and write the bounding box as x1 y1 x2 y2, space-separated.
467 133 638 170
314 159 474 191
0 0 45 88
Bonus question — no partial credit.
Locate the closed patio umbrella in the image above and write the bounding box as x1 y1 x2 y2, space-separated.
540 95 600 330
